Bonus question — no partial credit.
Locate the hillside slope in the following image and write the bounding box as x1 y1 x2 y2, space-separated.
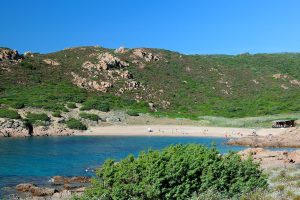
1 46 300 118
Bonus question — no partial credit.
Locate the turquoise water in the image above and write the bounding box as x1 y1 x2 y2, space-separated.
0 136 243 189
0 136 293 197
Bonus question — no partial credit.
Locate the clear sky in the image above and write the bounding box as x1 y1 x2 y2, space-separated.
1 0 300 54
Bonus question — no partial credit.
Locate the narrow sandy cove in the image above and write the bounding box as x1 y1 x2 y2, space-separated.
75 125 285 138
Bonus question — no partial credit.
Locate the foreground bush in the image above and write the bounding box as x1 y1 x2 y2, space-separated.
81 144 267 200
79 112 99 121
66 118 87 130
0 109 21 119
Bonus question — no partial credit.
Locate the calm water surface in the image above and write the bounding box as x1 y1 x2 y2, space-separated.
0 135 292 197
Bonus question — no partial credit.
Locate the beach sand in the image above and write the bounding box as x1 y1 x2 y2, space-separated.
75 125 284 138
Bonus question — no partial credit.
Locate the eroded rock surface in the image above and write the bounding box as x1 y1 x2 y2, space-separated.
0 48 22 61
132 48 160 62
0 119 30 137
239 148 300 169
15 176 90 200
228 127 300 148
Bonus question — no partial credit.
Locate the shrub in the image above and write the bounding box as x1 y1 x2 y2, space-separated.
79 112 99 121
66 118 87 130
0 109 21 119
26 113 50 124
126 110 139 116
80 99 110 112
11 102 25 109
52 111 61 117
67 102 77 109
82 144 268 200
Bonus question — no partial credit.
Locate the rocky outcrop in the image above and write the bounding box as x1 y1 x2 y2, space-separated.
228 127 300 148
239 148 300 169
132 48 160 62
71 72 112 92
43 59 60 66
0 119 30 137
16 183 56 197
0 48 22 61
15 176 90 199
0 118 74 138
114 46 127 54
97 52 129 69
51 176 90 185
32 126 75 136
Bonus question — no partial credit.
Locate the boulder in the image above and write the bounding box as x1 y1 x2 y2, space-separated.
148 102 157 112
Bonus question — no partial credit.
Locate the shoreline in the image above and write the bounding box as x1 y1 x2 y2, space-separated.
75 125 283 138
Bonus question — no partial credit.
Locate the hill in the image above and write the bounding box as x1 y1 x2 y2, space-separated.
1 46 300 119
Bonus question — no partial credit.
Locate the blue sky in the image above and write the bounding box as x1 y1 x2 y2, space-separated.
1 0 300 54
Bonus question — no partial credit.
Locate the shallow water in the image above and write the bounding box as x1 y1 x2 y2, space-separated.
0 136 294 197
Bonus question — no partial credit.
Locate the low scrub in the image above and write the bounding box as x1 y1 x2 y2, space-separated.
11 102 25 109
66 118 87 130
80 99 110 112
26 113 50 125
81 144 268 200
0 109 21 119
79 112 99 121
67 102 77 109
126 110 139 116
52 111 61 117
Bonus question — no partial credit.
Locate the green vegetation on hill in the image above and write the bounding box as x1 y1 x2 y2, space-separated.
0 109 21 119
1 46 300 118
25 113 50 125
80 144 267 200
79 112 99 121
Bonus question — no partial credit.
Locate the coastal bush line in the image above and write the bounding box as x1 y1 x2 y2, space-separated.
80 144 267 200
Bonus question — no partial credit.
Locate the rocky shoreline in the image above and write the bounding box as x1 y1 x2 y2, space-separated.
0 119 76 137
5 176 90 200
227 127 300 148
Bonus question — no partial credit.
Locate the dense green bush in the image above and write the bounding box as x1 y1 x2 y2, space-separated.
0 109 21 119
126 110 139 116
79 112 99 121
52 111 61 117
80 99 110 112
11 102 25 109
81 144 267 200
67 102 77 109
26 113 50 124
66 118 87 130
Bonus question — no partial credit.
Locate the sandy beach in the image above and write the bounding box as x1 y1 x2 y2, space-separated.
75 125 285 138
